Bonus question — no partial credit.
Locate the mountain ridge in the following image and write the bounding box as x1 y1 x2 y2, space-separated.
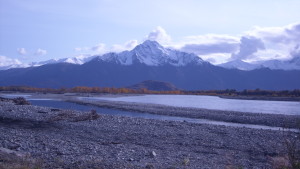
219 58 300 71
0 41 300 90
93 40 206 66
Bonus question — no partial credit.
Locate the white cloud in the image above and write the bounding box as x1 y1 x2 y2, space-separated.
183 34 239 44
74 47 81 52
74 45 105 54
17 48 27 55
146 26 171 44
231 36 265 61
246 23 300 44
35 48 47 56
200 53 232 65
235 23 300 62
0 55 23 69
91 43 106 53
244 49 289 62
172 23 300 63
75 40 138 55
164 33 240 63
167 34 239 63
74 23 300 64
74 47 90 52
181 42 239 55
111 40 138 53
124 40 138 49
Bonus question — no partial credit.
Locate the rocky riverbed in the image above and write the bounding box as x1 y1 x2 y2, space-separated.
0 98 299 168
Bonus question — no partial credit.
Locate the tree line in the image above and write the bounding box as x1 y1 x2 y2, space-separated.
0 86 299 97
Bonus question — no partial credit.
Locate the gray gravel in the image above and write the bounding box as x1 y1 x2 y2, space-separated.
0 99 299 168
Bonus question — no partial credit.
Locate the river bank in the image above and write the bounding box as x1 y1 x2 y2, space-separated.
219 95 300 102
1 91 300 102
69 98 300 129
0 98 299 168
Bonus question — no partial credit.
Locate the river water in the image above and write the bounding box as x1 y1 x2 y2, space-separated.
29 99 294 131
1 93 299 131
82 95 300 115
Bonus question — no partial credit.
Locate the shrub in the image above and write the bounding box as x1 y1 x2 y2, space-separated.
13 97 31 105
73 109 100 122
48 110 100 122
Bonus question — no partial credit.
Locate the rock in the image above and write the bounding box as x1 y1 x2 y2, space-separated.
37 111 48 114
151 151 157 157
128 158 134 161
0 147 29 157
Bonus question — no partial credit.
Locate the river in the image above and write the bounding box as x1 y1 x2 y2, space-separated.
80 94 300 115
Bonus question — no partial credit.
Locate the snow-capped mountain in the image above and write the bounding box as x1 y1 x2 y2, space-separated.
257 57 300 70
1 40 300 90
30 55 95 67
0 41 205 70
0 55 94 70
218 60 261 71
219 58 300 71
94 40 206 66
0 64 28 70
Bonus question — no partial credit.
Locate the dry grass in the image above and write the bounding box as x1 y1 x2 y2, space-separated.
12 97 31 105
271 121 300 169
0 148 43 169
48 109 100 122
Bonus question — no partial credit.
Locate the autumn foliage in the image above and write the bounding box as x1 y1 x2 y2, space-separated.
0 86 299 97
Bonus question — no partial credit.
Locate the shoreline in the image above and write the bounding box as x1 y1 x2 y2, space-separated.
0 99 299 168
1 91 300 102
1 92 300 129
68 98 300 129
219 95 300 102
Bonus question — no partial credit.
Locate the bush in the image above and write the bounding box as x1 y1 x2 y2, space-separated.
73 109 100 122
48 110 100 122
13 97 31 105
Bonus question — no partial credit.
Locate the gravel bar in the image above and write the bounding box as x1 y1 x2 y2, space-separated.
0 99 299 168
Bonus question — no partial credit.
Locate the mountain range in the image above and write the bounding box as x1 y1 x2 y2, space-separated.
0 40 300 90
219 57 300 71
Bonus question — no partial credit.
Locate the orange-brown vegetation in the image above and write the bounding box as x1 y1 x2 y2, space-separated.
0 86 299 97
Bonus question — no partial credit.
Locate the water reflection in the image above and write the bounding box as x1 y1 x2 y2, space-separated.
84 95 300 115
29 100 298 132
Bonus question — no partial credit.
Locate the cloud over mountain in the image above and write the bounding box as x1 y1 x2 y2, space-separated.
17 48 27 55
175 23 300 64
35 48 47 56
181 42 239 55
69 23 300 66
5 23 299 70
0 55 23 70
231 36 265 60
75 40 138 55
146 26 171 44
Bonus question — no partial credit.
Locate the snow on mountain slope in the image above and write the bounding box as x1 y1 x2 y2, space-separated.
218 60 261 71
28 55 95 67
95 40 206 66
0 64 28 70
257 59 300 70
0 55 95 70
219 57 300 71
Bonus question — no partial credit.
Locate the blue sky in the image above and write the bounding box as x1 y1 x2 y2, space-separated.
0 0 300 67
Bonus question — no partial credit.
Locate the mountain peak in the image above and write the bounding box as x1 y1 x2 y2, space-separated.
133 40 165 54
93 40 205 66
140 40 161 47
